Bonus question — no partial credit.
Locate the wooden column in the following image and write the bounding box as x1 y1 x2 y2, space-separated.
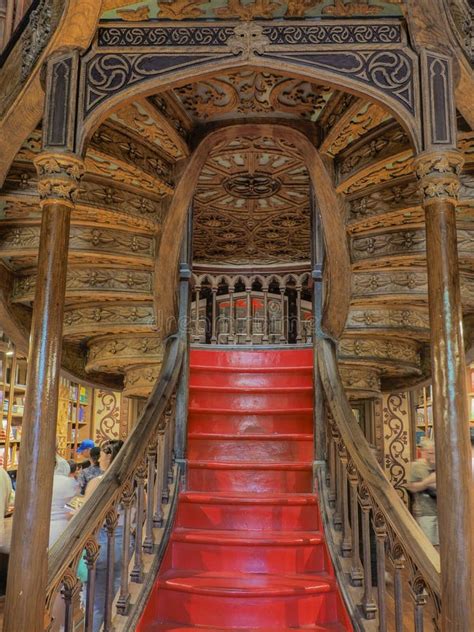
4 46 83 632
415 148 473 632
4 153 83 632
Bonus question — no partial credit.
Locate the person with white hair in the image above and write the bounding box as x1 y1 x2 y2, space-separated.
406 438 438 545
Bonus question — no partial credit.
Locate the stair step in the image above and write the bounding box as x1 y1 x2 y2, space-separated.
177 491 320 530
170 528 328 574
190 349 313 369
149 571 344 628
146 625 348 632
190 366 313 388
188 410 313 435
187 461 313 493
189 388 313 410
188 433 313 462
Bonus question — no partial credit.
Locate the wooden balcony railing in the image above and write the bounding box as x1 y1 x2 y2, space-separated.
191 271 313 345
317 338 441 632
44 333 185 632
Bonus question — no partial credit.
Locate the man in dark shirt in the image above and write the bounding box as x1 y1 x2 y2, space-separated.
77 447 103 495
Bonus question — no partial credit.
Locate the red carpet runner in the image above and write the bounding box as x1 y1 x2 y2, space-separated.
137 348 353 631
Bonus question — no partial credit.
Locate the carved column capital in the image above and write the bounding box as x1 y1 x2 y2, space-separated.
33 152 84 208
414 149 464 206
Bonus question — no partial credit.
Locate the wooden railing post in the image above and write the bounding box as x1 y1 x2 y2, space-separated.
3 49 83 632
346 461 363 587
103 508 119 632
84 538 100 632
116 483 134 615
131 460 147 584
359 486 378 620
153 431 165 527
143 441 157 554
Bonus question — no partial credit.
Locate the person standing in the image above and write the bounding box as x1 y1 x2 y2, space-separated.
77 446 102 495
406 440 438 545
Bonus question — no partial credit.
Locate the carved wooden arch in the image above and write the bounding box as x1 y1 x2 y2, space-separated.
155 123 351 341
76 19 422 154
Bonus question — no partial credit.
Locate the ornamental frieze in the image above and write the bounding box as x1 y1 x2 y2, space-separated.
322 100 390 158
123 363 162 398
110 101 188 160
348 178 421 221
337 151 413 195
339 365 381 396
337 123 410 180
89 124 174 184
338 337 421 374
86 334 164 373
84 152 173 197
347 307 430 333
0 224 154 259
352 271 428 298
12 269 153 302
63 303 156 339
351 229 426 261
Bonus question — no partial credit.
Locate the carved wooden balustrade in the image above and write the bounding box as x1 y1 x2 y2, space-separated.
44 334 185 632
191 271 313 345
317 338 441 632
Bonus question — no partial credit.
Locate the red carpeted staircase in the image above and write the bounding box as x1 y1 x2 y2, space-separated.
137 348 353 631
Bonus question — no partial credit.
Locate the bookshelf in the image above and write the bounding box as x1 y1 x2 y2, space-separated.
414 384 433 445
0 340 27 471
58 378 93 459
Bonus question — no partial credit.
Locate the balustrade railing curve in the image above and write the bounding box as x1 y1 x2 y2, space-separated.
317 338 441 632
45 333 185 632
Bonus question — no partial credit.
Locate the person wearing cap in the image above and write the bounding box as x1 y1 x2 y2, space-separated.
76 439 95 461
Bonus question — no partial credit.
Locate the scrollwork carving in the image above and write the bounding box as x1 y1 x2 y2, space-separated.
383 393 410 503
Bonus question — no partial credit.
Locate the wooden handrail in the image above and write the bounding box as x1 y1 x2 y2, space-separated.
318 337 441 595
46 333 185 594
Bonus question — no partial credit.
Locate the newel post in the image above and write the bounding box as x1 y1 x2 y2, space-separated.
3 49 84 632
414 49 474 632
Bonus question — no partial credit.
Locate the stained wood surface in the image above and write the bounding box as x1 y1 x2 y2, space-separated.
424 198 474 632
318 338 441 595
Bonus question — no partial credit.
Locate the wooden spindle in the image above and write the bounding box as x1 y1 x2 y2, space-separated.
360 490 377 619
333 442 342 531
103 508 119 632
374 512 388 632
410 574 427 632
143 441 157 554
131 461 147 583
211 286 218 344
391 548 405 632
245 286 252 343
84 538 100 632
262 286 269 343
116 483 134 616
348 464 363 586
61 569 80 632
153 432 165 527
296 284 302 342
228 287 235 343
340 445 352 556
279 287 286 342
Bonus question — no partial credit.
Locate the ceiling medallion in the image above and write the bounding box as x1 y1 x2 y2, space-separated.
223 171 282 198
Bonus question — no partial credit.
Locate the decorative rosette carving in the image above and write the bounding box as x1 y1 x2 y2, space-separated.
414 149 465 206
33 153 84 208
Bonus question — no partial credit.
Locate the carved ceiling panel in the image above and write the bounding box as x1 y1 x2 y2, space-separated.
101 0 403 22
192 134 311 264
172 71 334 122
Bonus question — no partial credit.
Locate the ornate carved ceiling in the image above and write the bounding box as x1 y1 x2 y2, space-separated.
0 47 473 398
192 134 311 264
173 71 334 123
101 0 404 22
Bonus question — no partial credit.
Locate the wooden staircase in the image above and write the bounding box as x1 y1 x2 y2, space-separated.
137 348 353 631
